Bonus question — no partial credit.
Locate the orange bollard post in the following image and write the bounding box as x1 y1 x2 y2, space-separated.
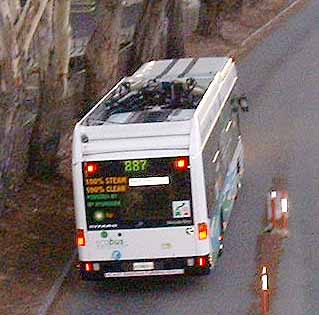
270 191 279 229
261 266 269 314
280 192 289 236
262 290 269 314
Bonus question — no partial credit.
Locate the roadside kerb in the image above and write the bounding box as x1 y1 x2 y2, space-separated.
37 249 77 315
240 0 305 47
228 0 310 59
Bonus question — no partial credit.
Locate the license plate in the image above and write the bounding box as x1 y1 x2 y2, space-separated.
133 261 154 271
104 269 184 278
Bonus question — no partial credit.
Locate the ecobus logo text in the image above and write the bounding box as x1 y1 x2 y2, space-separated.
96 239 126 248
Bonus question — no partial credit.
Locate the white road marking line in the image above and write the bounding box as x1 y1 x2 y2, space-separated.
240 0 305 47
38 249 77 315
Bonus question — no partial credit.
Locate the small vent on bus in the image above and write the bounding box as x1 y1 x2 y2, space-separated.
139 111 171 123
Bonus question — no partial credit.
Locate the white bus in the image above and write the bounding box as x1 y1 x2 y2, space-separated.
72 57 248 279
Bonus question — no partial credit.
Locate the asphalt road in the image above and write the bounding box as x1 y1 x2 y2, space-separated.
49 1 316 314
239 0 319 314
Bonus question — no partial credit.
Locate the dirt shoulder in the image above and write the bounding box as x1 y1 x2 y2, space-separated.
184 0 307 60
0 178 74 315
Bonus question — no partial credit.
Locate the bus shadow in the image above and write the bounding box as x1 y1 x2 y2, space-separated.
91 274 208 294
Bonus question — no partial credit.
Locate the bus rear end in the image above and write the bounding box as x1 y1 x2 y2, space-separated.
76 156 211 280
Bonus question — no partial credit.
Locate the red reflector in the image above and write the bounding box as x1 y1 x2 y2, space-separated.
198 257 207 267
198 223 208 240
84 162 99 176
76 229 86 247
85 262 93 272
174 157 189 171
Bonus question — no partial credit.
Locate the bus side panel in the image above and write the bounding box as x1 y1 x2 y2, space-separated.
221 139 243 226
189 111 212 258
189 152 211 257
201 89 242 259
202 123 222 259
72 161 87 231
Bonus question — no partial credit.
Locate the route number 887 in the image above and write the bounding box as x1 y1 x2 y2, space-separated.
124 160 148 172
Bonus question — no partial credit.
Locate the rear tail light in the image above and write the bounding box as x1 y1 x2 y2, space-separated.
173 157 189 171
84 162 99 176
197 256 207 267
198 223 208 240
85 262 93 272
76 229 86 247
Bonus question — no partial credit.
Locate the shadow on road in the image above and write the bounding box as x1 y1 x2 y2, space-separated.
93 274 208 293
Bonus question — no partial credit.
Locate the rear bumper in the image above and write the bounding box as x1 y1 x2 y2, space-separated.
78 255 211 280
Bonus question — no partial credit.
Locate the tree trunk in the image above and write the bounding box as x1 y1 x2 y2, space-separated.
28 0 72 177
0 0 73 212
84 1 123 101
196 0 210 36
196 0 224 37
130 0 185 73
0 1 33 213
166 0 185 59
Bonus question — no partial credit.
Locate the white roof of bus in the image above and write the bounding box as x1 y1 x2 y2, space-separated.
81 57 232 126
129 57 229 87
